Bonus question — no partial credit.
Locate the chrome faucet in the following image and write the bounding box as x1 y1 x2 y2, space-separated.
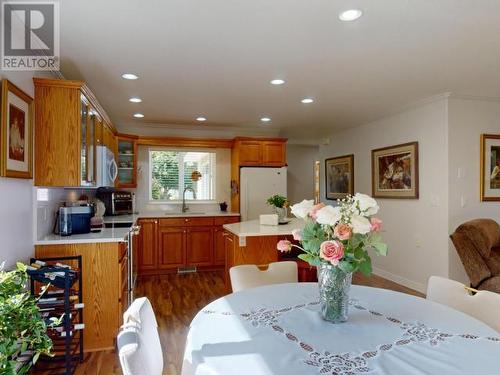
182 187 196 212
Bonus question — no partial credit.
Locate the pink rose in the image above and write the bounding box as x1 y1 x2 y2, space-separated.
277 240 292 252
291 229 303 241
309 203 326 220
370 217 383 232
320 240 344 266
334 223 352 241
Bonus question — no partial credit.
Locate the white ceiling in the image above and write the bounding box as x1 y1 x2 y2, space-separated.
59 0 500 137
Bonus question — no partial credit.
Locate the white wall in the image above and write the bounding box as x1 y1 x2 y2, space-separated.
318 99 450 293
134 146 231 213
0 70 51 268
447 97 500 282
286 144 319 204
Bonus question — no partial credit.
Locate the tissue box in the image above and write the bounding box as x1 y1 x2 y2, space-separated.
260 214 279 226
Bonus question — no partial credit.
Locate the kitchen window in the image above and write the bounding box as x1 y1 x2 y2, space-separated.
149 149 216 202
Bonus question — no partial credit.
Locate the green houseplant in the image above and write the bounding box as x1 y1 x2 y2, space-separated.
267 195 289 223
0 263 59 374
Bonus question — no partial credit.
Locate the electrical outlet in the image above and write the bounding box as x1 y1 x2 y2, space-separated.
239 236 246 247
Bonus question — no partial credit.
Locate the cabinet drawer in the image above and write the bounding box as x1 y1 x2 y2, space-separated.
159 217 214 227
214 216 240 225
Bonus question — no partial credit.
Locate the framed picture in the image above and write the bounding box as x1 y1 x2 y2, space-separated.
0 80 33 179
314 160 320 203
372 142 419 199
325 154 354 200
480 134 500 201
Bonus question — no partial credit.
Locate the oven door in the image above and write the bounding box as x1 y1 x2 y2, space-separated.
112 198 133 215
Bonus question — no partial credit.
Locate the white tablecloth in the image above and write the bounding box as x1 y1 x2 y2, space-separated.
182 283 500 375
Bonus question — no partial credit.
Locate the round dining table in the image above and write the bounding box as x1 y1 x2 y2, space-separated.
182 283 500 375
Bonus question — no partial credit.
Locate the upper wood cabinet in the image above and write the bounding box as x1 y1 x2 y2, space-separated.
231 137 287 212
116 135 138 188
33 78 116 187
235 138 287 167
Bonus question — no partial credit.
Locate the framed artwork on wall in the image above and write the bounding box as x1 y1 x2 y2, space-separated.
325 154 354 200
314 160 320 203
372 142 419 199
0 80 33 179
480 134 500 201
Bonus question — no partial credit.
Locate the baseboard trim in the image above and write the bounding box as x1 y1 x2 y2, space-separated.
372 266 427 294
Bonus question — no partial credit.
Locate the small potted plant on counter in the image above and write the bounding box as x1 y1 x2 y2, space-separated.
267 194 289 223
0 263 60 374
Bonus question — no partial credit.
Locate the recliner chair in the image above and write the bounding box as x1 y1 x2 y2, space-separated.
450 219 500 293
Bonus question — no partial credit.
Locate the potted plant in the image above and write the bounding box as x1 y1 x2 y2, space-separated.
0 263 60 374
277 194 387 323
266 195 289 223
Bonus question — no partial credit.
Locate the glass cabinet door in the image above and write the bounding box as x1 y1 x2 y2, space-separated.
80 96 88 185
117 138 137 187
87 111 96 184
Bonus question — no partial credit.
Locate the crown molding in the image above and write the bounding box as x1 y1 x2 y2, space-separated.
447 93 500 102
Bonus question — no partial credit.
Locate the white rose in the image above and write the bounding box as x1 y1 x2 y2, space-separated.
351 214 372 234
290 199 315 219
354 193 379 216
316 205 341 226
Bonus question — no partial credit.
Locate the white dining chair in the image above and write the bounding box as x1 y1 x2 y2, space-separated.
426 276 500 332
229 261 298 292
117 297 164 375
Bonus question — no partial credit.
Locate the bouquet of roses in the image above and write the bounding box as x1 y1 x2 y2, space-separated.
277 193 388 276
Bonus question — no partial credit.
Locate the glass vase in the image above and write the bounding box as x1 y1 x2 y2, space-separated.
274 207 287 222
317 263 352 323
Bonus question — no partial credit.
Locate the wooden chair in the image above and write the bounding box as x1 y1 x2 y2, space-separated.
427 276 500 332
117 297 163 375
229 261 298 292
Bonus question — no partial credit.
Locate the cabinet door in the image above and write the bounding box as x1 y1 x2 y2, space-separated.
116 137 137 188
262 141 286 166
239 141 262 166
213 226 226 266
87 111 96 185
80 96 89 185
95 117 103 146
158 227 186 269
137 219 158 272
186 226 213 266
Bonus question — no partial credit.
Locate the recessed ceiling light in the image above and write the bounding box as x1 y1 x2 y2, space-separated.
261 117 271 122
270 79 285 85
338 9 363 22
122 73 139 80
133 113 144 118
301 98 314 104
129 97 142 103
196 117 207 122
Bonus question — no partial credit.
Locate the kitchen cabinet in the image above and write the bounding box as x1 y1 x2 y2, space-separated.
137 219 158 272
231 137 287 212
116 135 138 188
34 78 117 187
186 227 213 266
214 216 240 266
137 215 240 274
35 242 125 352
158 226 186 269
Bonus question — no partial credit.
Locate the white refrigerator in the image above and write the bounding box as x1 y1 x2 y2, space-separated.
240 167 287 221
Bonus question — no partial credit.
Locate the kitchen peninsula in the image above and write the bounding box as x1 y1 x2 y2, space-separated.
222 218 305 288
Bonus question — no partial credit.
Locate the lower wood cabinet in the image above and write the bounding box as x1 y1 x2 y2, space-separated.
137 216 239 274
186 226 213 266
137 219 158 272
35 242 126 352
158 226 186 269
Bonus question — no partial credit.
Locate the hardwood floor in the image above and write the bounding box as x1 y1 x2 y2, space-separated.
73 271 423 375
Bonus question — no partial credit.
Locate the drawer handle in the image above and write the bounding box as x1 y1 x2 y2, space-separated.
185 218 189 222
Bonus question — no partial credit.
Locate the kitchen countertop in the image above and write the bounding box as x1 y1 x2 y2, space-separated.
223 218 304 237
35 227 131 245
35 211 241 245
